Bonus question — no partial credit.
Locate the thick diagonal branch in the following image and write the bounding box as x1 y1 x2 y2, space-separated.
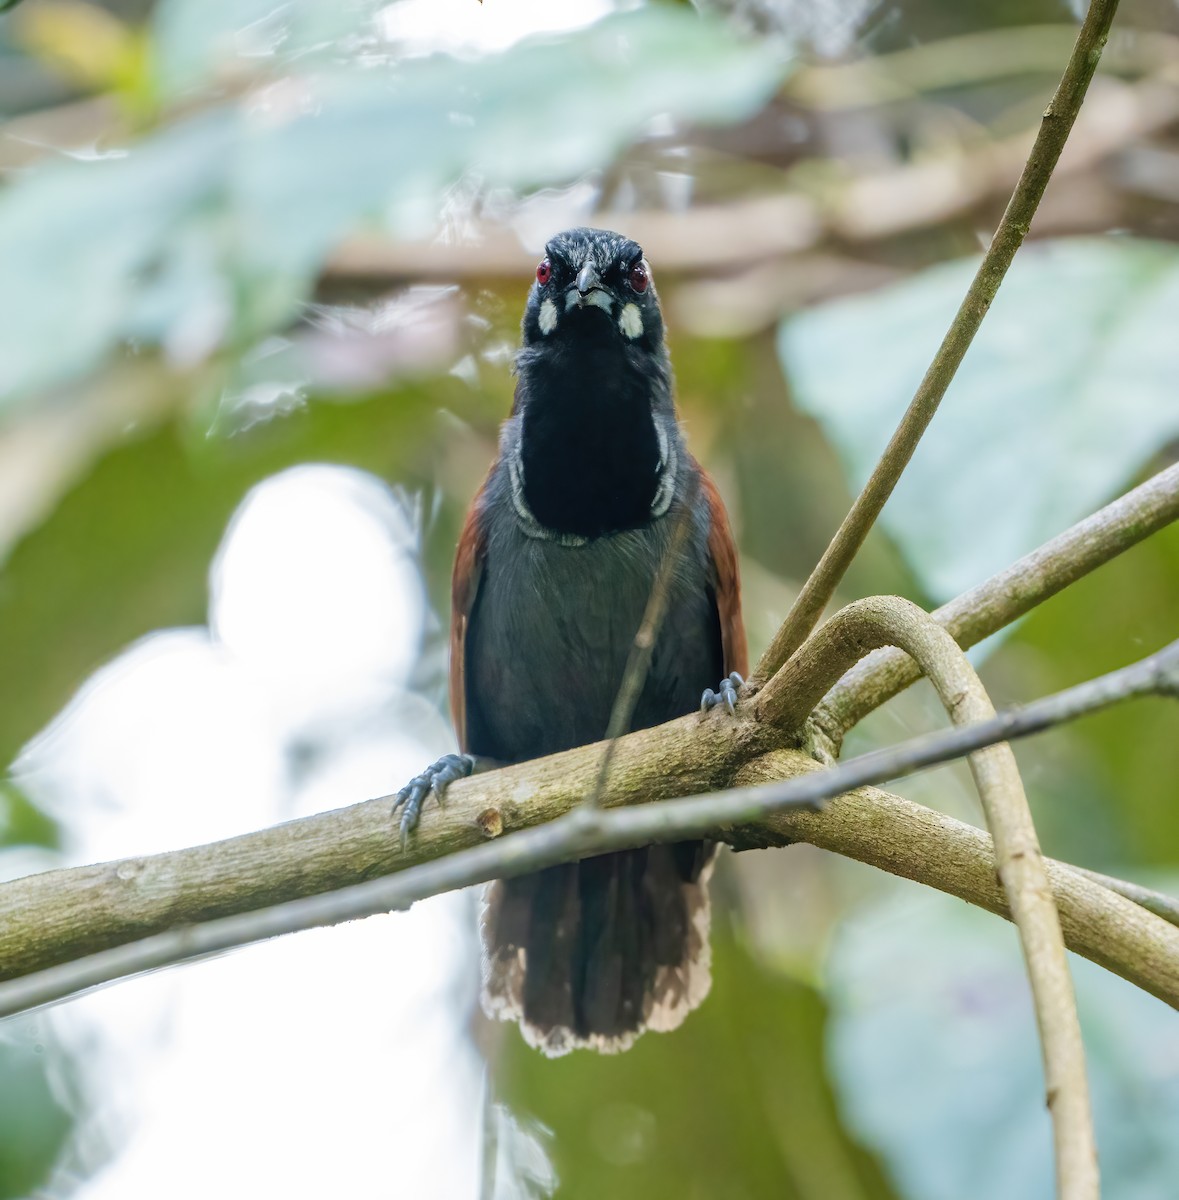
5 624 1179 1053
3 458 1177 1024
3 714 1179 1021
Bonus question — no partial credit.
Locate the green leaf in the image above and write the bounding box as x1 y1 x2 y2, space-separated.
0 8 789 410
778 237 1179 604
826 891 1179 1200
0 109 235 411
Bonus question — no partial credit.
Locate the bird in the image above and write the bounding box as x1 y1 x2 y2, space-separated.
396 226 747 1056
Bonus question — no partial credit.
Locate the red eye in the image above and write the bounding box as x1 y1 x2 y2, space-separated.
628 262 649 293
536 259 552 285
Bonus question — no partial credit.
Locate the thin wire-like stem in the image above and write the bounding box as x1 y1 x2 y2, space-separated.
755 0 1123 684
586 472 701 807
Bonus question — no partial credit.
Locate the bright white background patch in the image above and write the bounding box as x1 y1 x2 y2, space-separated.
619 303 643 339
538 298 558 334
13 466 486 1200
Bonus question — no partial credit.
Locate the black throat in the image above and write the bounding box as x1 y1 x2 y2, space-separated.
515 321 667 540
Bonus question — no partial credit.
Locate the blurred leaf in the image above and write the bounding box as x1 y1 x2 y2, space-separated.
0 780 58 848
993 517 1179 867
0 375 492 783
497 915 896 1200
827 891 1179 1200
150 0 386 99
0 108 237 411
778 238 1179 603
0 8 790 410
10 0 148 96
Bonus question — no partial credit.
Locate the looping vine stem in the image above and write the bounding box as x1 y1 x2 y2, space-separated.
759 595 1097 1199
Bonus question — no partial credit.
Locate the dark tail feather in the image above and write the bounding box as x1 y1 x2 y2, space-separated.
480 843 715 1056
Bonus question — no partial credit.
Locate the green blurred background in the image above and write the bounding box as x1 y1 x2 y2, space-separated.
1 0 1178 1196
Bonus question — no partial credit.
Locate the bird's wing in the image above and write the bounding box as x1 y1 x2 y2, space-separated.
449 484 490 753
699 469 748 679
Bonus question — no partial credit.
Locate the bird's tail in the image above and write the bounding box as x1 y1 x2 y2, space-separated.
479 843 715 1056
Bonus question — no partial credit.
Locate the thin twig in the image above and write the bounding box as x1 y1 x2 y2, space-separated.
816 638 1179 817
815 460 1179 745
1074 867 1179 928
3 630 1177 1038
754 0 1123 684
586 473 701 807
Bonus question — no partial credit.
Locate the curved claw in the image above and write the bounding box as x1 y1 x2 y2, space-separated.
700 672 745 718
393 753 476 844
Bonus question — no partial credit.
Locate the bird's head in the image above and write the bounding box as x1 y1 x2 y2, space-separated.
520 227 665 354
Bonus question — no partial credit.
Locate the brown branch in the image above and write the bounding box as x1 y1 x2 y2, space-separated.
738 757 1179 1010
4 622 1179 1031
0 711 778 984
2 461 1178 996
4 725 1179 1022
754 0 1123 684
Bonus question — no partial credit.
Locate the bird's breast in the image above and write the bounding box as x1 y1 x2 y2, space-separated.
463 501 720 765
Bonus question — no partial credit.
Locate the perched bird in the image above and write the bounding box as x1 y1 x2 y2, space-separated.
397 227 746 1055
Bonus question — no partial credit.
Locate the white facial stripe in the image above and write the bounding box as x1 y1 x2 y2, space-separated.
651 421 677 518
538 298 558 335
507 448 588 547
618 303 643 339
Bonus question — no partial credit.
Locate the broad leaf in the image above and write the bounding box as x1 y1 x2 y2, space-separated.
827 891 1179 1200
778 238 1179 603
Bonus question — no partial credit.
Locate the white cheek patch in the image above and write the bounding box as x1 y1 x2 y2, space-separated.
618 303 643 340
538 299 558 335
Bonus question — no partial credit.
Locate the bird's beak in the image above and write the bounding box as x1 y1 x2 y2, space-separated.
576 262 601 296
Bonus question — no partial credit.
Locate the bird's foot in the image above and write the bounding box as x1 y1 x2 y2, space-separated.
700 672 745 718
393 753 476 844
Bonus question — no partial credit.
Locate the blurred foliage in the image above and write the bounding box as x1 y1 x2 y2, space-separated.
0 5 788 410
996 516 1179 868
8 1 152 112
498 912 897 1200
828 892 1179 1200
0 377 484 795
779 238 1179 604
0 1024 71 1199
1 0 1179 1196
